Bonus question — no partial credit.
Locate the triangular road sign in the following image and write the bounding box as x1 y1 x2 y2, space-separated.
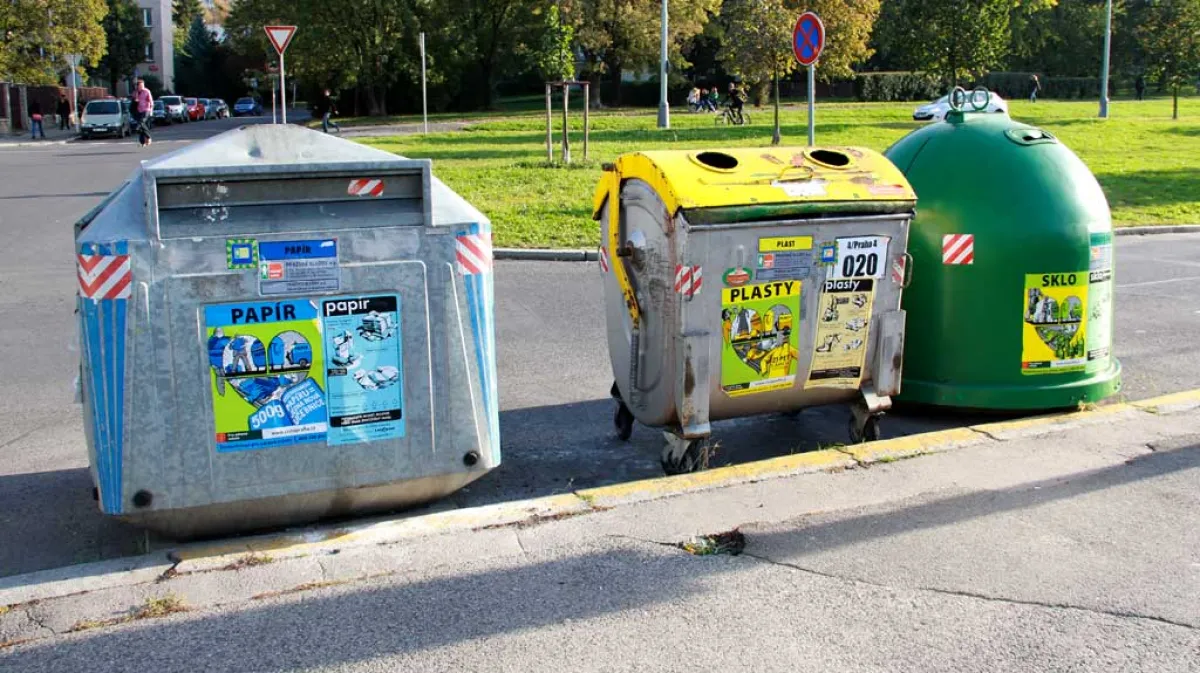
264 25 297 55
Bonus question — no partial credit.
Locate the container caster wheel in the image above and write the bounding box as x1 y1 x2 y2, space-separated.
661 435 709 475
614 402 634 441
849 415 881 444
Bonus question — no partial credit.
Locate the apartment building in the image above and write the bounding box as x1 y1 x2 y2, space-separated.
135 0 175 91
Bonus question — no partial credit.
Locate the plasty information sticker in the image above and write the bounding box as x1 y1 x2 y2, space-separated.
259 239 340 296
806 278 874 389
720 280 802 397
756 235 813 282
204 300 328 452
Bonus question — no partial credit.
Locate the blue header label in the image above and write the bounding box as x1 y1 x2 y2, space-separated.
259 239 337 261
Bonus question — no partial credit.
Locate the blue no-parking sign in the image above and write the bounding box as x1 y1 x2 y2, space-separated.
793 11 825 66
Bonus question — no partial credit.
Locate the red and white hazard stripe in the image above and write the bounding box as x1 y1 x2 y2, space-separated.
942 234 974 265
78 253 132 300
598 246 610 273
456 232 493 275
891 257 905 284
347 178 385 197
674 264 703 299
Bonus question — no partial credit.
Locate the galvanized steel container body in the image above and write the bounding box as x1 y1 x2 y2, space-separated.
596 147 915 453
76 125 499 536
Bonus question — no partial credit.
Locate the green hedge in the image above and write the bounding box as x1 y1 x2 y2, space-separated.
854 72 944 102
979 72 1109 100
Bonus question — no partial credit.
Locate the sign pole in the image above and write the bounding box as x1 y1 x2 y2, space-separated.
792 11 824 147
263 26 298 125
807 65 815 146
279 50 286 123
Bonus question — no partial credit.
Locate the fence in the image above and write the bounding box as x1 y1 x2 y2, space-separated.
2 83 109 134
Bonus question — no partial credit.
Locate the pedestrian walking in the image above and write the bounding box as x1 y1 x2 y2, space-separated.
320 89 341 134
133 79 153 147
56 95 70 130
1135 75 1146 101
1029 74 1041 103
29 101 46 139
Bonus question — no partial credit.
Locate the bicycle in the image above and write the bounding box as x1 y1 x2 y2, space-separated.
714 105 749 126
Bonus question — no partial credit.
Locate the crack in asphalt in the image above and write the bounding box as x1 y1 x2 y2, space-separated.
741 551 1198 631
23 606 58 636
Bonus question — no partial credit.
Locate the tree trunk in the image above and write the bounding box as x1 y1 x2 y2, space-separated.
588 70 602 109
772 70 781 146
607 64 623 107
1173 85 1179 120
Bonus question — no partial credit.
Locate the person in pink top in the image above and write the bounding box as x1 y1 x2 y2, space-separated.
134 79 153 146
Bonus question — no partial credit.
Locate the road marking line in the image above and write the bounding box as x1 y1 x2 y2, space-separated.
1117 275 1200 288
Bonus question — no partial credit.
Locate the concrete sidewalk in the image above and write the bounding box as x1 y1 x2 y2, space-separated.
2 392 1197 670
0 125 79 147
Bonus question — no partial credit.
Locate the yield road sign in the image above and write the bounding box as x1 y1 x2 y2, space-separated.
264 25 297 55
792 12 825 67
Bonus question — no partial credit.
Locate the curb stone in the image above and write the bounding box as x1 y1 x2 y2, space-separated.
1 387 1199 617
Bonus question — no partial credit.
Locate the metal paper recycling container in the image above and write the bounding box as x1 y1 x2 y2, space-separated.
75 125 499 536
595 147 916 474
885 101 1121 409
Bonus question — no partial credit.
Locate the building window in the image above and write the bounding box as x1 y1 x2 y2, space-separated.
143 8 152 27
145 42 155 62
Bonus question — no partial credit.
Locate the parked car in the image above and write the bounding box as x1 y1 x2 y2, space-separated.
232 97 263 117
197 98 217 120
185 97 206 121
209 98 229 118
160 95 188 123
80 99 129 139
913 91 1009 121
151 100 168 125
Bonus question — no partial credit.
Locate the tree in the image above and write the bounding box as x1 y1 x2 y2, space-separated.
1009 0 1106 77
0 0 107 85
175 16 216 94
173 0 205 52
227 0 419 116
566 0 721 106
874 0 1013 86
1138 0 1200 118
534 3 576 82
98 0 149 93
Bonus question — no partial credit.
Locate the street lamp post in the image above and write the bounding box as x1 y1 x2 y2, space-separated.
1099 0 1113 118
657 0 669 129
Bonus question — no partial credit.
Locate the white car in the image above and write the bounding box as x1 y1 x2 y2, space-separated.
913 92 1008 121
80 99 130 139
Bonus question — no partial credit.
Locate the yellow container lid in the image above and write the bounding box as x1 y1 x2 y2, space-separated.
593 146 916 220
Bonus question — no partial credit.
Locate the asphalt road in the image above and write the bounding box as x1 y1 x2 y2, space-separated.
2 118 1199 578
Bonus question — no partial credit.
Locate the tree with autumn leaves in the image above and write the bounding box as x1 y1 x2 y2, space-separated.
0 0 107 85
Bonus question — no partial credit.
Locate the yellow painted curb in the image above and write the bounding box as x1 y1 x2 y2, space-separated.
172 494 590 567
842 427 984 465
578 448 854 508
1130 388 1200 414
971 403 1138 438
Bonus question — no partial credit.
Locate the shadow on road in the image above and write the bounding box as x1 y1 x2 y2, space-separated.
5 442 1194 670
0 396 997 580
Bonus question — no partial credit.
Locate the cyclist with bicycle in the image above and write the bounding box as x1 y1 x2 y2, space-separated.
719 81 746 125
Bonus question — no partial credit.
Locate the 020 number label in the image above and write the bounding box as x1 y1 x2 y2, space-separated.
830 236 889 280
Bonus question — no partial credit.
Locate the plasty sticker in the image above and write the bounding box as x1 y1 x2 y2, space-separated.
806 278 875 390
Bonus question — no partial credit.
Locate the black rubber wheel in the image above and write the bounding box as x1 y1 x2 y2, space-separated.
849 415 882 444
614 402 634 441
661 439 709 475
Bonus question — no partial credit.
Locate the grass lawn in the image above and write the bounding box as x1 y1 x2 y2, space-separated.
358 97 1200 248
